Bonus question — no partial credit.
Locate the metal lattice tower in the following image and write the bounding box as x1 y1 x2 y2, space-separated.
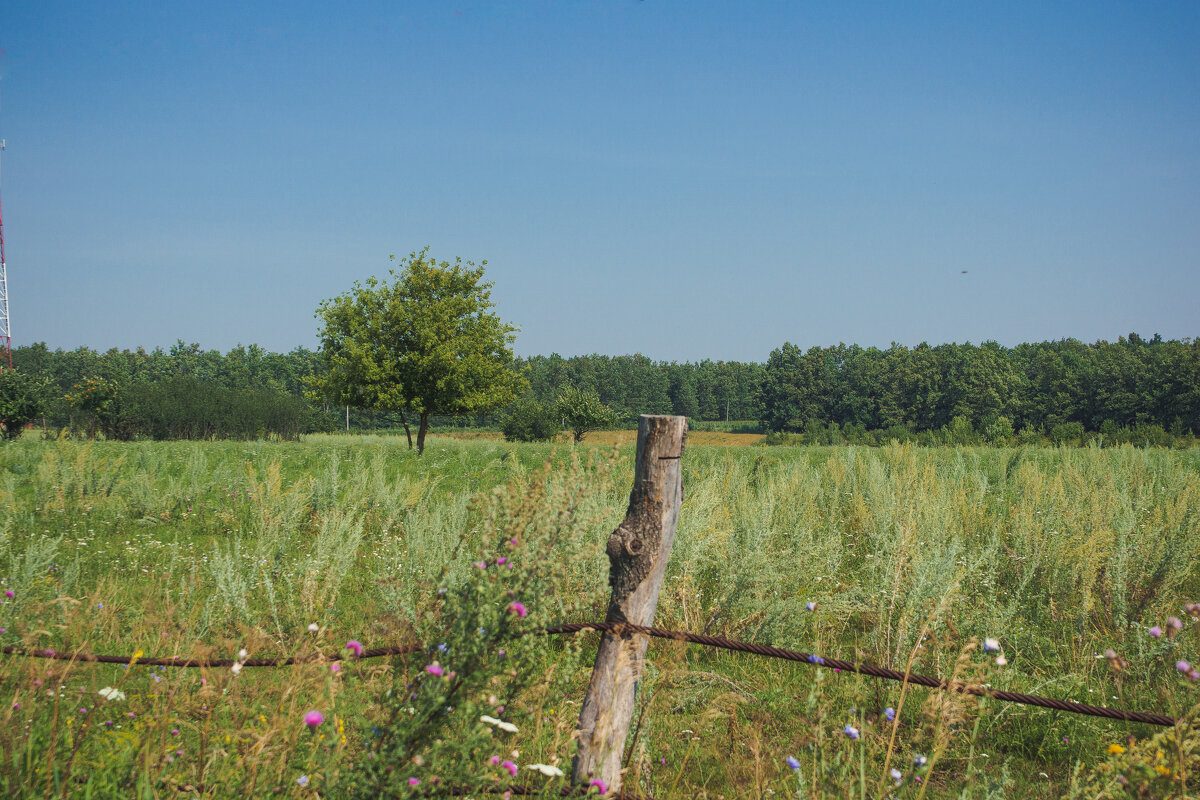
0 133 9 369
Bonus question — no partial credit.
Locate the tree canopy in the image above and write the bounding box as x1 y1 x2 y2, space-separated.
311 249 526 453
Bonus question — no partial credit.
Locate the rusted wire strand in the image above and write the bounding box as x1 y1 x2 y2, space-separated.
2 621 1177 727
548 622 1177 728
0 643 420 667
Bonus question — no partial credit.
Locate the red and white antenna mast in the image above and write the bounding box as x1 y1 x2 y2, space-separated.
0 101 10 369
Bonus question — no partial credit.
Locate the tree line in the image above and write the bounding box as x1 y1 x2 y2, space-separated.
758 335 1199 444
4 334 1197 445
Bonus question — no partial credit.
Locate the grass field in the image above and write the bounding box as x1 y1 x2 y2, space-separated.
1 434 1199 798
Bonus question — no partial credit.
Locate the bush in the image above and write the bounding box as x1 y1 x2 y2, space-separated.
0 368 49 439
500 398 560 442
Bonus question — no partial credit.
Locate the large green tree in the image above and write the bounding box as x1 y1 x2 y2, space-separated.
312 249 526 454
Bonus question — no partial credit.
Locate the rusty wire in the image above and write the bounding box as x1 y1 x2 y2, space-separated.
2 621 1178 727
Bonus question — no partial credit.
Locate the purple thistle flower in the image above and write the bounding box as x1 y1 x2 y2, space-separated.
496 557 507 566
501 760 518 777
408 777 420 786
3 590 13 598
426 664 444 677
345 640 363 658
508 601 528 618
1178 660 1192 674
304 711 324 728
1149 626 1163 638
590 779 607 794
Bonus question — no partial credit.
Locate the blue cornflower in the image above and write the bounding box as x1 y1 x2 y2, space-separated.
805 602 817 611
808 654 825 665
786 756 801 771
884 707 896 722
843 724 859 740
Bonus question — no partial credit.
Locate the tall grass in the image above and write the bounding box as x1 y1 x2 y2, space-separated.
0 436 1197 798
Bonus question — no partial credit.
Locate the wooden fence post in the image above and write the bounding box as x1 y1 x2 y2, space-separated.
572 414 687 794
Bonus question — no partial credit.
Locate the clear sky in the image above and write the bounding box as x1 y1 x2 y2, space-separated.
1 1 1197 362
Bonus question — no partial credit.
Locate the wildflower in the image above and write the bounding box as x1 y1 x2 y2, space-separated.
330 663 341 673
805 602 816 611
11 702 19 710
1177 660 1192 674
230 663 242 676
408 778 420 786
590 779 607 794
501 760 518 777
238 648 248 660
346 640 363 658
983 638 1000 652
1167 617 1184 638
307 623 319 633
995 655 1008 666
527 763 564 777
785 756 801 770
497 557 507 566
296 775 309 787
480 715 519 733
98 687 126 702
1190 670 1200 682
1107 743 1126 755
437 643 448 652
105 720 113 727
3 590 13 598
884 707 895 722
490 755 501 765
1149 626 1163 638
914 754 927 767
890 768 903 784
808 654 825 665
474 560 487 570
304 711 324 728
508 601 528 618
843 724 859 739
426 664 444 677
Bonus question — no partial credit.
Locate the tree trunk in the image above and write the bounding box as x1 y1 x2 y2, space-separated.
416 412 429 455
399 408 413 450
572 415 687 794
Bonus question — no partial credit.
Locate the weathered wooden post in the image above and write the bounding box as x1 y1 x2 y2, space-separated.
573 414 687 794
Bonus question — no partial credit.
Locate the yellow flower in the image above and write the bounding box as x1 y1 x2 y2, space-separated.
1107 744 1126 755
1154 765 1170 776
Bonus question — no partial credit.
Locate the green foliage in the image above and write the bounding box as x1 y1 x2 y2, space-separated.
105 377 320 440
500 397 560 442
556 385 617 442
0 368 48 439
313 248 526 453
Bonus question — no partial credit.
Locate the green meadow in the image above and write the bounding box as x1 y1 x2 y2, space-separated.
1 435 1198 798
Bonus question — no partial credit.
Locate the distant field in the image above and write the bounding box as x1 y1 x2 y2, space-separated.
1 436 1198 798
434 429 766 447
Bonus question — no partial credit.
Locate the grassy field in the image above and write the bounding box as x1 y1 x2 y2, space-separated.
1 434 1199 798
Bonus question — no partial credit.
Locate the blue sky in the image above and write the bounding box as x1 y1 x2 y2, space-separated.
2 1 1197 361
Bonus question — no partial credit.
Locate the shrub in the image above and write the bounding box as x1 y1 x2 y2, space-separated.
500 397 560 442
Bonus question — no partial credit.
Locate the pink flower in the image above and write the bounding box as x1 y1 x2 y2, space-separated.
1149 626 1163 638
330 663 341 673
408 777 420 786
496 557 507 566
426 664 444 677
507 601 528 618
501 760 518 777
490 755 501 765
590 779 608 794
3 590 13 598
304 711 324 728
345 640 363 658
474 560 487 570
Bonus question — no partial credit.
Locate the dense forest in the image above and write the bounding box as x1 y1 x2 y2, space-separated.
8 333 1199 443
